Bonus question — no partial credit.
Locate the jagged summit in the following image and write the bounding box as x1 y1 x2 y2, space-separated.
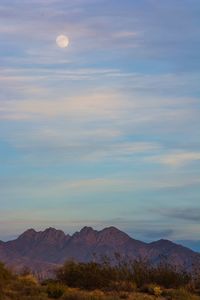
97 226 130 243
18 227 67 241
18 228 37 239
99 226 129 236
17 226 131 241
80 226 95 234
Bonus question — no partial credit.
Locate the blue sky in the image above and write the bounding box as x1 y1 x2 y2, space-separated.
0 0 200 249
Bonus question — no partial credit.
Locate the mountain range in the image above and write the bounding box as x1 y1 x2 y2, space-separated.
0 226 199 277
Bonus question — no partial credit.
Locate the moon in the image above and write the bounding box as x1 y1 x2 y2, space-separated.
56 35 69 48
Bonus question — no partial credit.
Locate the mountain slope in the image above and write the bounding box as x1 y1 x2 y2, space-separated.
0 226 199 276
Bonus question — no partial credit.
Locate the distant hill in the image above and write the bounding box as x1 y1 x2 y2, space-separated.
0 226 199 277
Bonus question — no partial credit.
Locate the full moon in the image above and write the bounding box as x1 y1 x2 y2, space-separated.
56 35 69 48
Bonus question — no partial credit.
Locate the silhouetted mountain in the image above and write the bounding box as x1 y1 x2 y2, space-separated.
0 226 199 277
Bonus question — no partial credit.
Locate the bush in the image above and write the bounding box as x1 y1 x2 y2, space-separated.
46 282 66 299
19 274 38 285
141 284 162 297
151 263 191 289
9 278 42 297
62 289 122 300
56 258 191 291
0 262 15 298
163 288 200 300
118 291 129 299
0 262 13 279
129 259 151 288
153 286 162 297
62 290 95 300
110 280 136 292
57 260 117 290
129 259 191 289
141 284 156 294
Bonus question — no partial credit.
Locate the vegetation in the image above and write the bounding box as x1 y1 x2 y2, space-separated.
1 259 200 300
57 258 191 290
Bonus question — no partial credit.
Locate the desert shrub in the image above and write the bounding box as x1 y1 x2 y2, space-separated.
46 282 66 298
63 289 122 300
110 280 136 292
42 278 56 286
141 284 162 297
63 291 82 300
0 262 14 286
90 290 105 297
62 290 92 300
10 279 41 296
128 259 191 289
19 273 38 285
57 260 117 290
0 262 15 297
163 288 200 300
151 263 191 289
117 291 129 299
189 268 200 293
19 266 32 276
129 259 152 288
57 258 191 291
152 286 162 297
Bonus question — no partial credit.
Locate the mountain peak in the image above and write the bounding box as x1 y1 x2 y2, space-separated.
97 226 131 245
18 228 37 240
17 227 69 244
44 227 56 232
100 226 129 237
150 239 175 247
39 227 68 244
43 227 64 235
101 226 124 233
80 226 94 234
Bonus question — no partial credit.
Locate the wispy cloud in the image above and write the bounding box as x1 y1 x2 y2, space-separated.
113 31 138 39
0 91 123 121
157 207 200 222
149 151 200 167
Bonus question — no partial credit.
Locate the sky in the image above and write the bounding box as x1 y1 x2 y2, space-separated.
0 0 200 250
